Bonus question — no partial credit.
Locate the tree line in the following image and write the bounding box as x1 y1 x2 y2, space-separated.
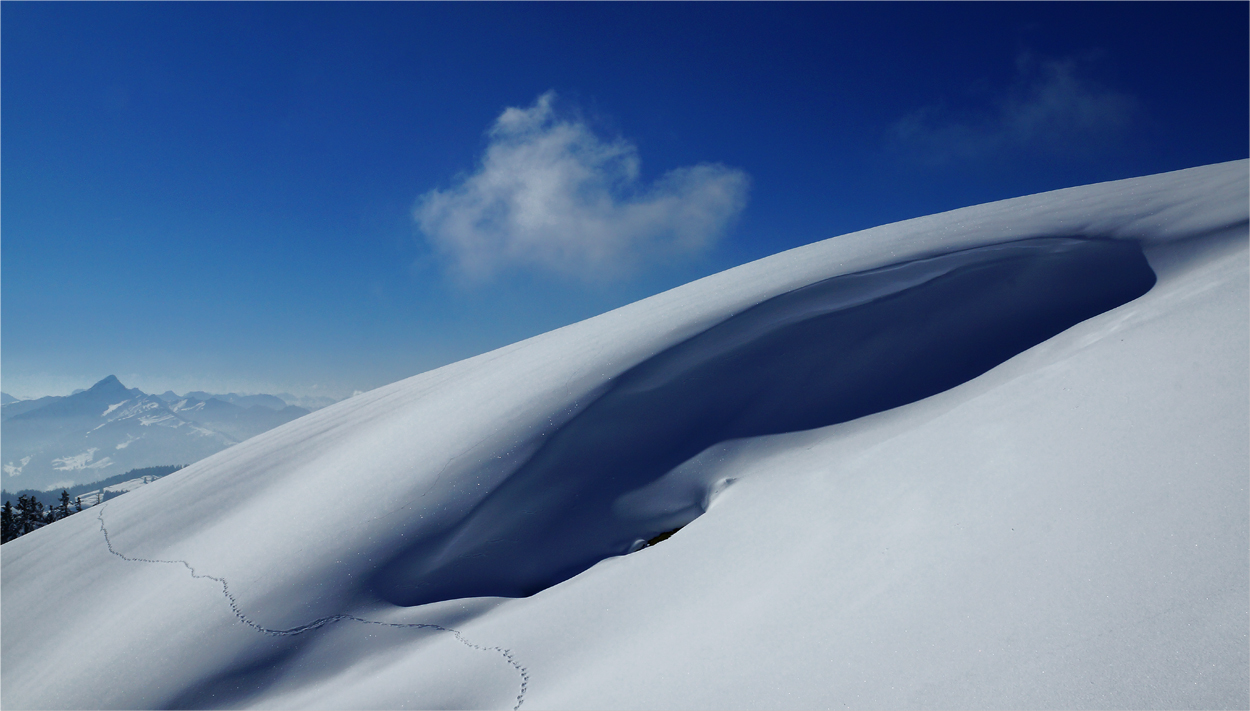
1 465 184 544
1 490 82 543
2 465 184 510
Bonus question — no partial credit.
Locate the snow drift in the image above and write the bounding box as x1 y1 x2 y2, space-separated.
2 160 1247 710
374 237 1157 608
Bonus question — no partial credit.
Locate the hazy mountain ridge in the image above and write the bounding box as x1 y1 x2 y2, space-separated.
3 386 335 413
157 391 290 411
3 465 184 520
1 376 311 491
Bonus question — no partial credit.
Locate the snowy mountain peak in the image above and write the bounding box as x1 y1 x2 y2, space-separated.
1 378 312 490
88 375 127 394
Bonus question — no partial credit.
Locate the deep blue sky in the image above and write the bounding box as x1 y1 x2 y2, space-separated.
3 2 1246 399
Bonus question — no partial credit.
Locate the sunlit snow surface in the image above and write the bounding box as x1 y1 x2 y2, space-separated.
3 161 1247 710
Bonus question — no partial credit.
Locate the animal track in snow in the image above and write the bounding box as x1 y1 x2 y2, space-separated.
95 506 528 710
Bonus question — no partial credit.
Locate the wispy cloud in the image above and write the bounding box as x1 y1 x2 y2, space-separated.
415 92 750 282
890 52 1138 164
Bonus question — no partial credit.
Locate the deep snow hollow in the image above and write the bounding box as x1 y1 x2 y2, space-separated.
373 237 1156 608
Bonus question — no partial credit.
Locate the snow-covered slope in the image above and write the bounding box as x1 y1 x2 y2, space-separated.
2 161 1246 709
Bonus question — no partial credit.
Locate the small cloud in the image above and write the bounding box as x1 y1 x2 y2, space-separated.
890 52 1138 164
415 91 750 282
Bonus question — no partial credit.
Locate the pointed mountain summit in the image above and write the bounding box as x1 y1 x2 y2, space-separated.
10 376 146 422
88 375 126 393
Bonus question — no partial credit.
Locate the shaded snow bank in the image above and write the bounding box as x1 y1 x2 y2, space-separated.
374 237 1156 607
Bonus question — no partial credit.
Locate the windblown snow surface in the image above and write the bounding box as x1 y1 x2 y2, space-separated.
2 161 1247 710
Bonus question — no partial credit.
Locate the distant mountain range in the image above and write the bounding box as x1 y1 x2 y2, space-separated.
1 376 327 491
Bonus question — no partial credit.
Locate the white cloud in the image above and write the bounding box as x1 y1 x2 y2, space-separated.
890 52 1138 164
415 92 750 282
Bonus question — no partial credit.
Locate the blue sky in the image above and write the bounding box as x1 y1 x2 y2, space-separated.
3 2 1246 399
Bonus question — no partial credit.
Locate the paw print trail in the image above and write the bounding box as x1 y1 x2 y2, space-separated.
96 506 529 710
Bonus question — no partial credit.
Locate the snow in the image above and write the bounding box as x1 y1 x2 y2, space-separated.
1 160 1246 710
170 398 206 412
49 448 113 472
73 475 167 508
137 413 176 426
101 399 130 418
2 456 32 478
114 434 140 449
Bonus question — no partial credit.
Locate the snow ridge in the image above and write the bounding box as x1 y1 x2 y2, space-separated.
95 506 529 710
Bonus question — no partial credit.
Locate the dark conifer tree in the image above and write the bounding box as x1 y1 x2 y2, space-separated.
57 490 71 520
16 495 30 535
1 501 15 543
74 496 83 513
27 495 44 533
